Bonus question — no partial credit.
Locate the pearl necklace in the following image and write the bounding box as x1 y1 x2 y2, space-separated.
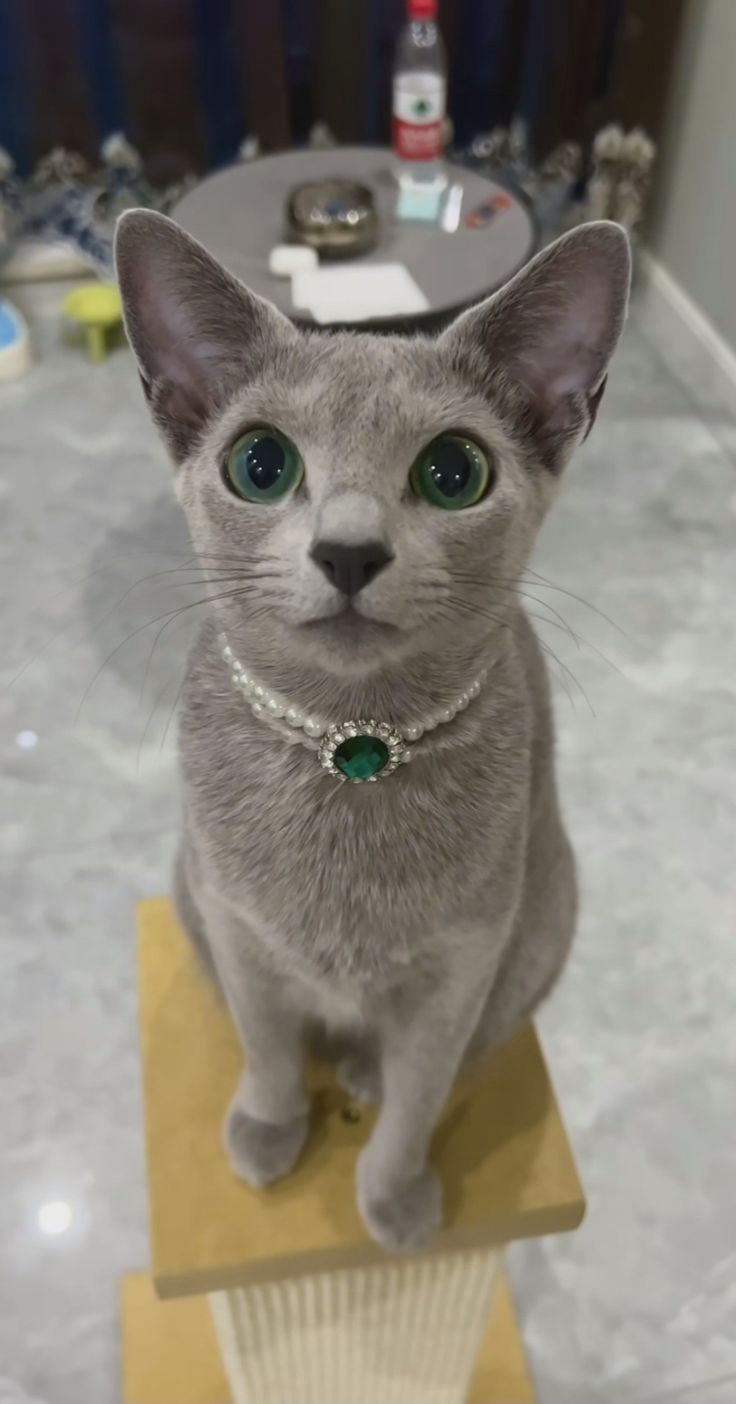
219 632 487 784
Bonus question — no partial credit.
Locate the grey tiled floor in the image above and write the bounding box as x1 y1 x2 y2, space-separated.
1 281 735 1404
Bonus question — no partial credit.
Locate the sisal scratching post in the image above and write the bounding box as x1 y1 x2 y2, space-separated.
122 899 585 1403
208 1252 502 1404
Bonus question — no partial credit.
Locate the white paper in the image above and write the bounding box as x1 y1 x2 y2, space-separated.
291 263 430 324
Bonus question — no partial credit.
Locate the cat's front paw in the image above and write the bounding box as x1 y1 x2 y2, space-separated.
225 1104 309 1188
357 1152 443 1253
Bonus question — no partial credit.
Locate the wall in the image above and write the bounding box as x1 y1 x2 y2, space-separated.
648 0 736 351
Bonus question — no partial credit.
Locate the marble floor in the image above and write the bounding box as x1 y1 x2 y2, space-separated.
1 277 735 1404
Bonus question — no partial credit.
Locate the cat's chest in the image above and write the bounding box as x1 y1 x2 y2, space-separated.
182 698 528 979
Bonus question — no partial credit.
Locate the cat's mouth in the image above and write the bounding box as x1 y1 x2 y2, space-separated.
300 604 399 640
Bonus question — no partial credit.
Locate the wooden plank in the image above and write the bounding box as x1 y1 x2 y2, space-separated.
138 898 584 1299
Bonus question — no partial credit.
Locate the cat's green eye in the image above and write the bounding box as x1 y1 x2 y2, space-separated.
225 427 304 504
410 435 493 511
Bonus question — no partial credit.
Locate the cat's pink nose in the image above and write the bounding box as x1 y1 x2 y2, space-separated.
311 540 393 597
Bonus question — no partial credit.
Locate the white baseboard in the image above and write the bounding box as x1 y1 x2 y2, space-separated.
635 251 736 421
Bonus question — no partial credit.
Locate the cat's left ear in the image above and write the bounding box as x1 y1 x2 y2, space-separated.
115 210 296 461
440 221 631 467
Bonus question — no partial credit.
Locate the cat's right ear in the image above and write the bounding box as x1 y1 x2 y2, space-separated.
439 221 631 470
114 210 296 462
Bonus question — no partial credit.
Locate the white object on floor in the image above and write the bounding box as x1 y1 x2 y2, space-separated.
37 1200 72 1236
268 244 319 277
0 299 32 381
15 730 39 750
292 261 430 324
0 238 90 283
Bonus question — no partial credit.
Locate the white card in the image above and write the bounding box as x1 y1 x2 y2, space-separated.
291 263 430 324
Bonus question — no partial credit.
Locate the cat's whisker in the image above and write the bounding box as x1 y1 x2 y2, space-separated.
20 555 200 601
159 572 284 590
160 668 188 754
520 570 628 637
139 597 203 708
432 596 514 639
34 551 253 587
510 589 623 677
2 567 196 692
53 551 284 589
437 594 594 712
74 587 255 724
4 560 284 697
536 640 595 715
540 649 576 710
448 570 623 675
137 650 185 775
406 583 598 706
451 566 625 637
138 578 288 702
504 588 579 645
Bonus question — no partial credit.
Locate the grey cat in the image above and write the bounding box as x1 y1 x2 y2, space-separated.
115 211 630 1253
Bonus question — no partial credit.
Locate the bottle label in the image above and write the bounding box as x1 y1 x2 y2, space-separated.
393 77 445 162
408 0 438 18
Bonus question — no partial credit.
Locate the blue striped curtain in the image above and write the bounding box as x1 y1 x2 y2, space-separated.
0 0 624 179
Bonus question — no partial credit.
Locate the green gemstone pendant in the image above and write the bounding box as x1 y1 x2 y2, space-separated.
334 734 390 780
319 720 409 783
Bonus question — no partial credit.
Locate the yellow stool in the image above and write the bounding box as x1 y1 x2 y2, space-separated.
63 284 123 362
122 899 585 1403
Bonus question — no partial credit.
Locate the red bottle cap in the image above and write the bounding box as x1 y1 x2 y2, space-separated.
409 0 438 19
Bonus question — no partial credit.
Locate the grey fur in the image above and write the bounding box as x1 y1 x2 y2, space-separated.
115 211 630 1252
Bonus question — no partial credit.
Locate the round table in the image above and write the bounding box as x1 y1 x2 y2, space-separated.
174 146 535 330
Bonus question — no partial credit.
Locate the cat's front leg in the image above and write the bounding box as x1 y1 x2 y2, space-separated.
206 910 311 1187
357 952 499 1253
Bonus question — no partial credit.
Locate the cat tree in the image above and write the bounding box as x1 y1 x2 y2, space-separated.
121 899 585 1403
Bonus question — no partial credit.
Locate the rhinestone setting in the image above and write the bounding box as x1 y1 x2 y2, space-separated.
318 722 408 783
